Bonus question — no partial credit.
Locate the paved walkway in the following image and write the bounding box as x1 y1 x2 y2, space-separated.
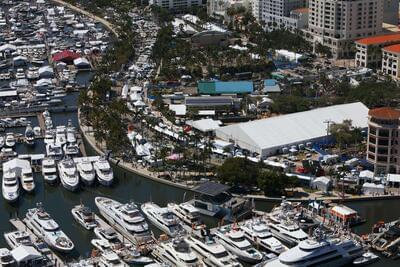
49 0 119 37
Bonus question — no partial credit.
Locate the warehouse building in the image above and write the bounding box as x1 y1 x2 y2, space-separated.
197 80 253 95
215 102 369 158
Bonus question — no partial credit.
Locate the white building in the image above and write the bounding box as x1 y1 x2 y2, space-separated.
150 0 203 10
307 0 383 59
382 44 400 80
215 102 369 158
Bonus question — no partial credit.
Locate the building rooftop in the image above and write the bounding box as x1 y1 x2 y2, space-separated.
368 107 400 120
356 33 400 46
383 44 400 54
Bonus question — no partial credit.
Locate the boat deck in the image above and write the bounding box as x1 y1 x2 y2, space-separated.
9 218 66 266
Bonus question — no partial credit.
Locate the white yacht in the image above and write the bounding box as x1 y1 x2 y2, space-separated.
72 204 97 230
67 120 77 143
25 203 74 252
215 226 263 263
5 133 15 147
25 123 35 146
58 158 79 191
76 160 95 185
42 158 58 183
95 197 153 245
0 248 16 267
152 238 203 267
2 171 19 202
168 203 204 231
44 130 55 145
4 230 34 249
98 250 127 267
55 126 67 146
20 167 35 192
186 235 241 267
0 136 4 148
94 157 114 186
268 220 308 247
141 202 184 237
63 143 80 156
46 143 63 160
241 220 287 254
264 228 364 267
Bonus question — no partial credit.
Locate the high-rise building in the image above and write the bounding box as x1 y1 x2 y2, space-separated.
149 0 203 10
383 0 399 25
254 0 308 30
307 0 383 59
367 107 400 174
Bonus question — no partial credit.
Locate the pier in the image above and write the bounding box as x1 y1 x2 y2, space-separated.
9 218 65 267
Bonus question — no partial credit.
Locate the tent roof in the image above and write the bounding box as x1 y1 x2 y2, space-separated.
216 102 369 151
11 245 41 262
52 50 80 62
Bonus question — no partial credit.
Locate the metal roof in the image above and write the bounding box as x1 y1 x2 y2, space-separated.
193 181 230 197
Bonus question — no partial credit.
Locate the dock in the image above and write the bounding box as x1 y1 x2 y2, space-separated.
9 218 65 267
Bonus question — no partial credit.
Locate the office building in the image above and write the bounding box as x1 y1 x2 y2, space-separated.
307 0 383 59
149 0 203 10
367 107 400 174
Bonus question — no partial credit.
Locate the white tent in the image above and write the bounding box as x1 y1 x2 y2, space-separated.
216 102 369 158
11 245 42 263
362 183 384 195
187 118 222 133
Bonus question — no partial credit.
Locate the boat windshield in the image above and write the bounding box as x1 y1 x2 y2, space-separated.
213 250 229 258
231 235 245 242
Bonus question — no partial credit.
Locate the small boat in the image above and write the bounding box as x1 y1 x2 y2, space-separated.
76 160 95 185
21 167 35 192
42 158 58 183
25 123 35 146
94 227 120 243
94 157 114 186
72 204 97 230
55 126 66 146
63 142 80 156
122 250 154 265
353 252 380 266
44 130 55 145
98 250 126 267
0 248 16 266
167 203 204 231
33 126 41 136
2 170 19 202
5 133 15 147
67 119 77 143
46 143 63 160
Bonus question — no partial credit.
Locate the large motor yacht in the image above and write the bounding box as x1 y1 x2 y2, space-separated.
152 238 203 267
215 225 263 263
241 219 287 254
21 167 35 192
42 157 58 184
25 203 74 252
93 157 114 186
264 228 364 267
2 171 19 202
268 220 308 247
76 160 95 185
55 126 67 146
141 202 184 237
58 158 79 191
186 235 242 267
168 203 204 231
95 197 153 245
